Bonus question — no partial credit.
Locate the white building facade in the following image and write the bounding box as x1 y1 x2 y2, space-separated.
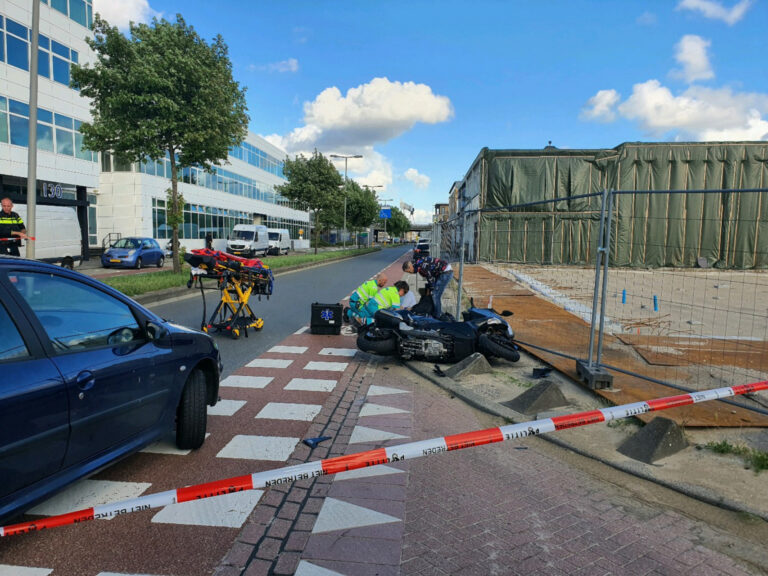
0 0 99 253
2 1 308 258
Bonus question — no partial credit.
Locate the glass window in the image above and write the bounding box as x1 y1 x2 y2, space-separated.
0 98 7 144
51 0 68 16
7 34 29 71
70 49 78 64
6 19 28 40
10 272 141 353
9 114 29 147
38 108 53 124
37 123 54 152
38 47 51 78
75 132 90 160
51 40 69 59
86 3 92 28
56 127 74 155
0 301 29 361
52 55 70 85
0 31 5 63
69 0 87 27
38 34 49 50
9 100 29 117
54 113 73 129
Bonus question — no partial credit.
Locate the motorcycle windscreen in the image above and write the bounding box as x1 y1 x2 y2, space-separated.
374 309 403 329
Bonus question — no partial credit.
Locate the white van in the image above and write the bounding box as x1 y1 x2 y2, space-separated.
227 224 269 257
267 228 291 255
14 205 82 268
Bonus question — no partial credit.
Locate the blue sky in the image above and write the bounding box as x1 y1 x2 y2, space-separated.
92 0 768 223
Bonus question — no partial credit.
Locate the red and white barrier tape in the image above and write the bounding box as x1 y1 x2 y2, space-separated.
0 237 35 242
2 380 766 537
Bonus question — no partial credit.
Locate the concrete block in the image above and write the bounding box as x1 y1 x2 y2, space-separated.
444 352 492 379
617 416 688 464
501 380 568 415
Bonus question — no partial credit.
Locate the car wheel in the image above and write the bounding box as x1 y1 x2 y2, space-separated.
157 256 165 268
176 369 207 449
136 257 143 269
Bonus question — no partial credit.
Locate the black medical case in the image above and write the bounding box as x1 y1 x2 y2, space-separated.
310 302 344 335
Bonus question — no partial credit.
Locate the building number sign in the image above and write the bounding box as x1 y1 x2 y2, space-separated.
41 183 64 199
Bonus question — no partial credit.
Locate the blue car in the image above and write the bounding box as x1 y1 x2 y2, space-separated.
101 237 165 269
0 257 221 522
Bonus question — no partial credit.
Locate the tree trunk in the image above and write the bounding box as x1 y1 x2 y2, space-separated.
170 157 181 274
314 210 319 255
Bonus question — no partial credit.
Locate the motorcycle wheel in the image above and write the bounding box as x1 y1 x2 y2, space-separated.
357 326 397 355
478 333 521 362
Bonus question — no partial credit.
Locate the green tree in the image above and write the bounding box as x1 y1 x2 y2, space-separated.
381 206 411 240
346 184 380 246
276 151 343 254
71 14 248 272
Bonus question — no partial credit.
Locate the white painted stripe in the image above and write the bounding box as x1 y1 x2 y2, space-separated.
141 433 210 456
335 464 405 481
28 480 151 519
247 358 294 369
256 402 323 421
207 399 246 416
269 345 309 354
367 385 410 396
217 435 300 461
312 498 400 533
285 378 338 392
359 403 409 417
98 572 162 576
294 326 309 334
152 490 263 528
0 567 53 576
295 561 345 576
319 347 357 357
304 361 348 372
349 426 408 444
221 375 273 389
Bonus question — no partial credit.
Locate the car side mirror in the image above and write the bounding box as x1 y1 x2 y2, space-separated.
501 310 513 317
146 321 170 343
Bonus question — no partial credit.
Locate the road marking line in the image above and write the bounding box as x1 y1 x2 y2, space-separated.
318 347 357 357
349 426 408 444
152 490 263 528
221 375 274 389
335 465 405 481
207 399 246 416
247 358 293 369
367 385 411 396
359 403 409 417
312 498 400 533
28 480 151 519
141 433 210 456
0 566 52 576
284 378 338 392
295 561 344 576
268 345 309 354
217 435 300 461
304 361 348 372
294 326 309 334
255 402 323 421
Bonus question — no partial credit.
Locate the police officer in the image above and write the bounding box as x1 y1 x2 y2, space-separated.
0 198 28 257
345 273 387 322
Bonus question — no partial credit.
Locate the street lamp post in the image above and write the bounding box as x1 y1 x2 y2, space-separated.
330 154 362 249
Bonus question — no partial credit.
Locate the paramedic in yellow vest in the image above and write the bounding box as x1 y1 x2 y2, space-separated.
346 273 387 322
352 283 406 326
0 198 28 257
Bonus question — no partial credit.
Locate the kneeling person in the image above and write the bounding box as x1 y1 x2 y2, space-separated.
351 284 405 327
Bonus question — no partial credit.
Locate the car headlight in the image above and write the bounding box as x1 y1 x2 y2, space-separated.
128 250 136 256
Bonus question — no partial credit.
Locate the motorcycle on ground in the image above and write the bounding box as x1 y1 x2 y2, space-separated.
356 298 520 363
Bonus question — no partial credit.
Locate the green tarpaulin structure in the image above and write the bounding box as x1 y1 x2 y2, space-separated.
464 142 768 269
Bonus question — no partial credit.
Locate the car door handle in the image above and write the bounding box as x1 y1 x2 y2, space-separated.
75 370 95 391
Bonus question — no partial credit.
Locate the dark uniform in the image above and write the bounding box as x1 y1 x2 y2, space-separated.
0 209 26 257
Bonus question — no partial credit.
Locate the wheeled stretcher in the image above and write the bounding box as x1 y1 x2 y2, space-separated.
183 249 274 339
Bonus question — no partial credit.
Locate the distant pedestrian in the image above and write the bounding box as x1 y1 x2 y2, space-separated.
205 232 213 250
402 256 453 318
0 198 28 257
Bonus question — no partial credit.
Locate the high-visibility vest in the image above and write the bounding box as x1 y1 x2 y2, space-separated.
355 279 379 304
374 286 401 309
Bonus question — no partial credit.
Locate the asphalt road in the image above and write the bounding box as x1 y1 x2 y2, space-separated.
149 246 412 377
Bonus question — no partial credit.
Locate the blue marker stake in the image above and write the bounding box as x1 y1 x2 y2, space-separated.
622 289 626 304
653 295 658 312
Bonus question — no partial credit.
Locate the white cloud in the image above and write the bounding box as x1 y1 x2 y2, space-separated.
676 0 753 25
404 168 430 189
278 77 453 151
249 58 299 73
410 208 433 225
636 11 657 25
671 35 714 83
92 0 160 30
579 89 621 122
614 80 768 139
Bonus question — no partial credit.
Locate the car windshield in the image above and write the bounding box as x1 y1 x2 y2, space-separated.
112 238 140 249
232 230 254 241
268 232 280 241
